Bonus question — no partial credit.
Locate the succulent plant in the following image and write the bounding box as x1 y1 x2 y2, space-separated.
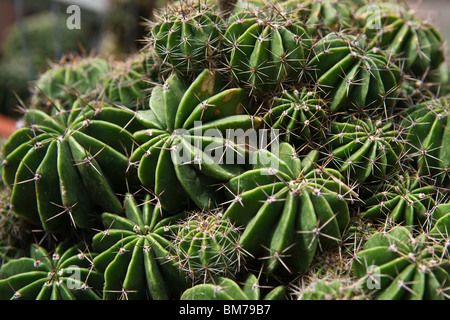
295 276 367 300
169 209 247 283
130 68 262 213
92 193 190 300
223 142 351 275
32 55 110 111
0 242 103 300
324 117 404 184
306 32 401 115
279 0 355 36
149 3 225 76
402 98 450 185
263 86 328 144
352 226 450 300
356 2 445 77
181 273 285 300
361 170 437 227
223 10 312 95
102 52 156 108
0 103 141 233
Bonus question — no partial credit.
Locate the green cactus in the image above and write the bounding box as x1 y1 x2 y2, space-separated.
130 68 262 213
402 98 450 185
352 226 450 300
149 3 225 76
102 52 157 108
296 276 367 300
263 86 328 144
0 242 103 300
223 10 312 95
306 32 401 115
181 273 285 300
356 2 445 77
92 193 190 300
324 117 404 184
361 171 437 227
0 103 141 233
279 0 355 36
32 55 110 111
223 142 351 275
169 209 247 283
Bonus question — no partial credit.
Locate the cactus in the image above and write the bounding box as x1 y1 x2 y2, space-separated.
92 193 190 300
130 68 262 213
169 209 247 283
402 98 450 185
306 32 401 115
279 0 355 36
223 10 312 95
295 275 367 300
102 52 157 108
356 2 445 77
148 3 225 76
181 273 285 300
324 117 404 184
352 225 450 300
0 242 103 300
0 103 141 233
32 55 110 111
223 142 351 275
361 170 437 227
263 86 328 144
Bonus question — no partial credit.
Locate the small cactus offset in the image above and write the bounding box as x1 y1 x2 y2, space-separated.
169 209 247 283
1 0 450 302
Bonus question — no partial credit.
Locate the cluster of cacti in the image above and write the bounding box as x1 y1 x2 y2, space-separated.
1 0 450 301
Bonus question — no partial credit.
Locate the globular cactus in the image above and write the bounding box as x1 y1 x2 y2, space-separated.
263 86 328 144
32 55 109 111
181 273 285 300
352 226 450 300
361 170 437 227
0 242 103 300
402 98 450 185
294 275 368 300
279 0 355 36
223 142 351 275
356 2 445 78
130 68 262 213
169 209 246 283
102 52 157 108
306 32 401 115
324 117 404 184
148 3 225 76
223 10 312 95
1 103 141 233
92 193 190 300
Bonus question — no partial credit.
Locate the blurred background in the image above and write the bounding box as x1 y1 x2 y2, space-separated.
0 0 448 136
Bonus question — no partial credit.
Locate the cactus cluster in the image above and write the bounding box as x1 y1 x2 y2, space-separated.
1 0 450 301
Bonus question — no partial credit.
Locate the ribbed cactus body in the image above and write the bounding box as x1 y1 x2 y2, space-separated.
92 194 189 300
307 33 400 114
356 2 444 77
150 5 225 76
362 171 437 226
32 56 109 110
0 242 103 300
280 0 354 36
263 87 328 144
352 226 450 300
224 11 312 95
325 118 404 183
402 98 450 184
130 69 262 213
181 273 285 300
223 142 351 274
1 104 140 233
170 210 246 283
